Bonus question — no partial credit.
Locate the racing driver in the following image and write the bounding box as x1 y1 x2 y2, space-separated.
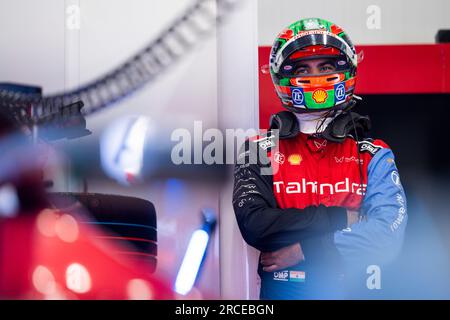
233 18 408 299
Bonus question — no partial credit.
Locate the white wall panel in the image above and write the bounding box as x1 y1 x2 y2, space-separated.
258 0 450 45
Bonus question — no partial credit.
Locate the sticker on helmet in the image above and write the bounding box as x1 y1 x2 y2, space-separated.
283 65 293 71
291 88 304 105
334 83 346 104
303 18 324 31
312 89 328 103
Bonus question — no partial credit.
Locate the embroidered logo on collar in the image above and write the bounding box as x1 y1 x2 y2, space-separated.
313 139 327 149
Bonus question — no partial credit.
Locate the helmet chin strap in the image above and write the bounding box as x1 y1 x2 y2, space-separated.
295 111 340 134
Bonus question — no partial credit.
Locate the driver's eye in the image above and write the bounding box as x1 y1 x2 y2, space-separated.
320 65 336 72
294 67 309 75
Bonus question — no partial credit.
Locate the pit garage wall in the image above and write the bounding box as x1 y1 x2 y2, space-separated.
258 0 450 46
217 0 260 300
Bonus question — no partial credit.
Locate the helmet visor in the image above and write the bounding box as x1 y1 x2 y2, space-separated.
279 54 350 78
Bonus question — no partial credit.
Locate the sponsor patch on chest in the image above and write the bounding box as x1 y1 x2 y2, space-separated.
273 178 367 196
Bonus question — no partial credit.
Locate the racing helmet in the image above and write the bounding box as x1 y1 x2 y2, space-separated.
269 18 360 113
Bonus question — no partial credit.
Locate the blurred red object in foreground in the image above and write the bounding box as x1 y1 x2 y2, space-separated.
0 210 174 300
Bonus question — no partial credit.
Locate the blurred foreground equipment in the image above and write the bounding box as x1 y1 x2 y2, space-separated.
48 193 158 273
0 209 172 299
0 98 171 299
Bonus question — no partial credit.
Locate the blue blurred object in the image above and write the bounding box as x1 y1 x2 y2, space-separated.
174 208 217 295
163 178 187 217
0 184 19 218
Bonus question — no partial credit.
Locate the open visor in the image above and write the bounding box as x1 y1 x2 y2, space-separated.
279 54 351 78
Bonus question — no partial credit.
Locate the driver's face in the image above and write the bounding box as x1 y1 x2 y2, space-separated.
292 58 337 75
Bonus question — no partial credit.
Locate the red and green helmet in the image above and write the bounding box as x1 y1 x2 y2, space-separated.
269 18 359 113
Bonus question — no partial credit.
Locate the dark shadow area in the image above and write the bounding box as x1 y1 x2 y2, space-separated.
359 94 450 298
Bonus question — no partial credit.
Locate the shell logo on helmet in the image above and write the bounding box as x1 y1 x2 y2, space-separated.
312 89 328 104
303 18 325 30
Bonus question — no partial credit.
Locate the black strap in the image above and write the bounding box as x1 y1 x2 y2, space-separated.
269 111 300 139
321 111 371 143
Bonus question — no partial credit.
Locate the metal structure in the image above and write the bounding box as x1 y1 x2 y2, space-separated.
0 0 241 127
